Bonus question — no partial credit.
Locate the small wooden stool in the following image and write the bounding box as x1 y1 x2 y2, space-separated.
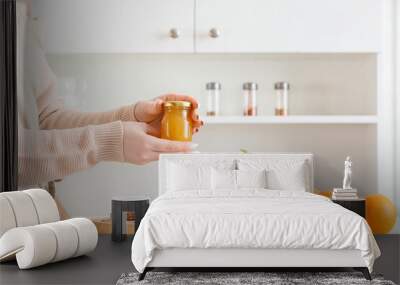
111 196 150 242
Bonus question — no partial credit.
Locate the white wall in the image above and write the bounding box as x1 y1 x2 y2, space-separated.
46 53 379 219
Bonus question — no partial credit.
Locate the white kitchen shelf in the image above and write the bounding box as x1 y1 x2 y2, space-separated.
203 115 378 125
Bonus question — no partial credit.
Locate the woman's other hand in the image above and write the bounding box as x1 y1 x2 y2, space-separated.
133 94 203 135
122 121 198 165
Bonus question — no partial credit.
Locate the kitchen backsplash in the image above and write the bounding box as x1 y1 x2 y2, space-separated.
48 53 376 116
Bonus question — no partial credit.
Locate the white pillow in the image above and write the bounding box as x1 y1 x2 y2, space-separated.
266 163 307 191
237 159 308 191
167 162 212 191
237 170 267 189
212 168 237 190
211 169 267 190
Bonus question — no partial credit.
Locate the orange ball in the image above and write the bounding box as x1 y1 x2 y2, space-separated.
366 194 397 234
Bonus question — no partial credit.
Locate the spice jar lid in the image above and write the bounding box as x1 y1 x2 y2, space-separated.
274 82 290 90
243 82 258 90
164 101 192 108
206 82 221 90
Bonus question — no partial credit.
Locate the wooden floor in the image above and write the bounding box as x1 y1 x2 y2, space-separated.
0 235 398 285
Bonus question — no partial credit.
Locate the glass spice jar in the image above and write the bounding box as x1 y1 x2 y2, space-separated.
206 82 221 116
274 82 290 116
161 101 193 142
243 82 258 116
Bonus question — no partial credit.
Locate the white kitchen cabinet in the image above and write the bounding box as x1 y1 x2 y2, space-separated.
195 0 382 53
32 0 194 54
32 0 124 54
120 0 194 53
33 0 382 53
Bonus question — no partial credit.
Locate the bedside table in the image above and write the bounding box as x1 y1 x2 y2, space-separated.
111 196 150 242
332 198 365 218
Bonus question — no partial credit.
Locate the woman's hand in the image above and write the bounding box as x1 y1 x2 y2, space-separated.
122 121 198 165
133 94 203 135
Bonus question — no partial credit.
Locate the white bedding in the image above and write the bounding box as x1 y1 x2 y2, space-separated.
131 190 380 273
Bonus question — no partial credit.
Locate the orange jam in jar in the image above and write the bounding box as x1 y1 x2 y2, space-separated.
161 101 193 142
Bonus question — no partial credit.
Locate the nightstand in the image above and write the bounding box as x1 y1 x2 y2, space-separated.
332 198 365 218
111 196 150 242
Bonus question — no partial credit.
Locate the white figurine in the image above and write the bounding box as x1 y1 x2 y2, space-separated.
342 156 352 189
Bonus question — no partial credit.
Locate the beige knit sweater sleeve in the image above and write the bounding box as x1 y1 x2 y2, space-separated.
18 81 135 186
18 32 136 186
37 82 137 130
18 88 134 186
18 121 124 186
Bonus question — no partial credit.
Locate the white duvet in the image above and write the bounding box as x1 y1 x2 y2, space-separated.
131 190 380 273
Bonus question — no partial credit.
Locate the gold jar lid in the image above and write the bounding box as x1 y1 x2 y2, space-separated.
164 101 192 108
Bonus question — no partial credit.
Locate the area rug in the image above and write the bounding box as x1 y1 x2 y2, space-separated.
116 272 396 285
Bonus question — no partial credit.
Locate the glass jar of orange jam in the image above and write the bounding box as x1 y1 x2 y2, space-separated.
161 101 193 142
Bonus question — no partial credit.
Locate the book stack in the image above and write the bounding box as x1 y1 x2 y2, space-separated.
332 188 358 200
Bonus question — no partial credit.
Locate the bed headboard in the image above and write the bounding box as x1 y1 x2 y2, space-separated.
158 153 314 195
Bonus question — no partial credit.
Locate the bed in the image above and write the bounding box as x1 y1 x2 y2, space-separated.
131 153 380 281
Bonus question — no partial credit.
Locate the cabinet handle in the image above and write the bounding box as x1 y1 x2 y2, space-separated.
169 28 180 39
209 28 220 38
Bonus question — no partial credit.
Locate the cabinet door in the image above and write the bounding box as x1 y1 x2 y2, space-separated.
32 0 195 53
32 0 124 54
120 0 194 53
196 0 382 53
